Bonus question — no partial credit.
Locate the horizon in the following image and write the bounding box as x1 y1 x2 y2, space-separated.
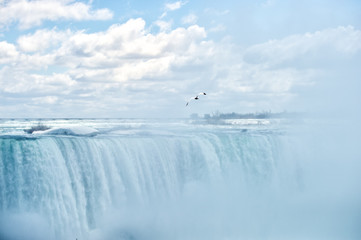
0 0 360 118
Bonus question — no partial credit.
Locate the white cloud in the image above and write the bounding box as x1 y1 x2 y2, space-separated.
182 13 197 25
54 19 207 70
17 28 72 52
0 66 76 94
165 1 184 11
0 18 213 116
0 41 19 64
1 20 360 117
0 0 113 29
244 26 361 66
199 26 361 114
32 95 58 105
160 1 186 19
154 20 172 32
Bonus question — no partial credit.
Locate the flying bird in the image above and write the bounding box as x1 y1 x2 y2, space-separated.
186 92 206 106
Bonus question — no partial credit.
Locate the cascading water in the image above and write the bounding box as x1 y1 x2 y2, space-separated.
0 119 360 240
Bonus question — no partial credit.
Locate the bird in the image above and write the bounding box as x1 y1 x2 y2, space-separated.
186 92 206 106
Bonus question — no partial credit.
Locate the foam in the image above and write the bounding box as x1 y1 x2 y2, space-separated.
33 126 99 136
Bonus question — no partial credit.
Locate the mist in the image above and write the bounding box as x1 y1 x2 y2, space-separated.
88 56 361 239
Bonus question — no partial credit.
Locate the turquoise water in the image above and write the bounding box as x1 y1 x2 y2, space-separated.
0 119 360 240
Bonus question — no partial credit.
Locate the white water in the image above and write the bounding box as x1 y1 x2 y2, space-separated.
0 119 360 240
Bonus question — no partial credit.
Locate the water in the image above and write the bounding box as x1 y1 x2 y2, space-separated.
0 118 360 240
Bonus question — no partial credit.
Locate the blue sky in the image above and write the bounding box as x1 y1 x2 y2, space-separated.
0 0 360 118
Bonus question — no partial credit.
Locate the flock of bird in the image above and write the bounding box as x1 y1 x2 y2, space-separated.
186 92 206 106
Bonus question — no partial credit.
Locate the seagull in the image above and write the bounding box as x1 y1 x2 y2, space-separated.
186 92 206 106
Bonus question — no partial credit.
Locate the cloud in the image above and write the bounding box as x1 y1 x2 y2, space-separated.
54 19 207 70
17 28 72 52
244 26 361 67
0 19 360 117
218 26 361 113
0 41 19 64
160 1 186 19
165 1 184 11
0 67 76 94
154 20 173 32
182 13 198 25
0 0 113 29
0 18 213 117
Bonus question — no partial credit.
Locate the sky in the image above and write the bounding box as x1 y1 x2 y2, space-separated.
0 0 360 118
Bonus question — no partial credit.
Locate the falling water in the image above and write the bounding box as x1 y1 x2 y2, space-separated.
0 119 360 240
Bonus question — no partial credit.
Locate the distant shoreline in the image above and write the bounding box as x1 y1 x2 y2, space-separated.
0 112 304 121
191 111 303 120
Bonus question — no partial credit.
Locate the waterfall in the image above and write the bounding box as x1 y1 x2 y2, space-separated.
0 122 360 240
